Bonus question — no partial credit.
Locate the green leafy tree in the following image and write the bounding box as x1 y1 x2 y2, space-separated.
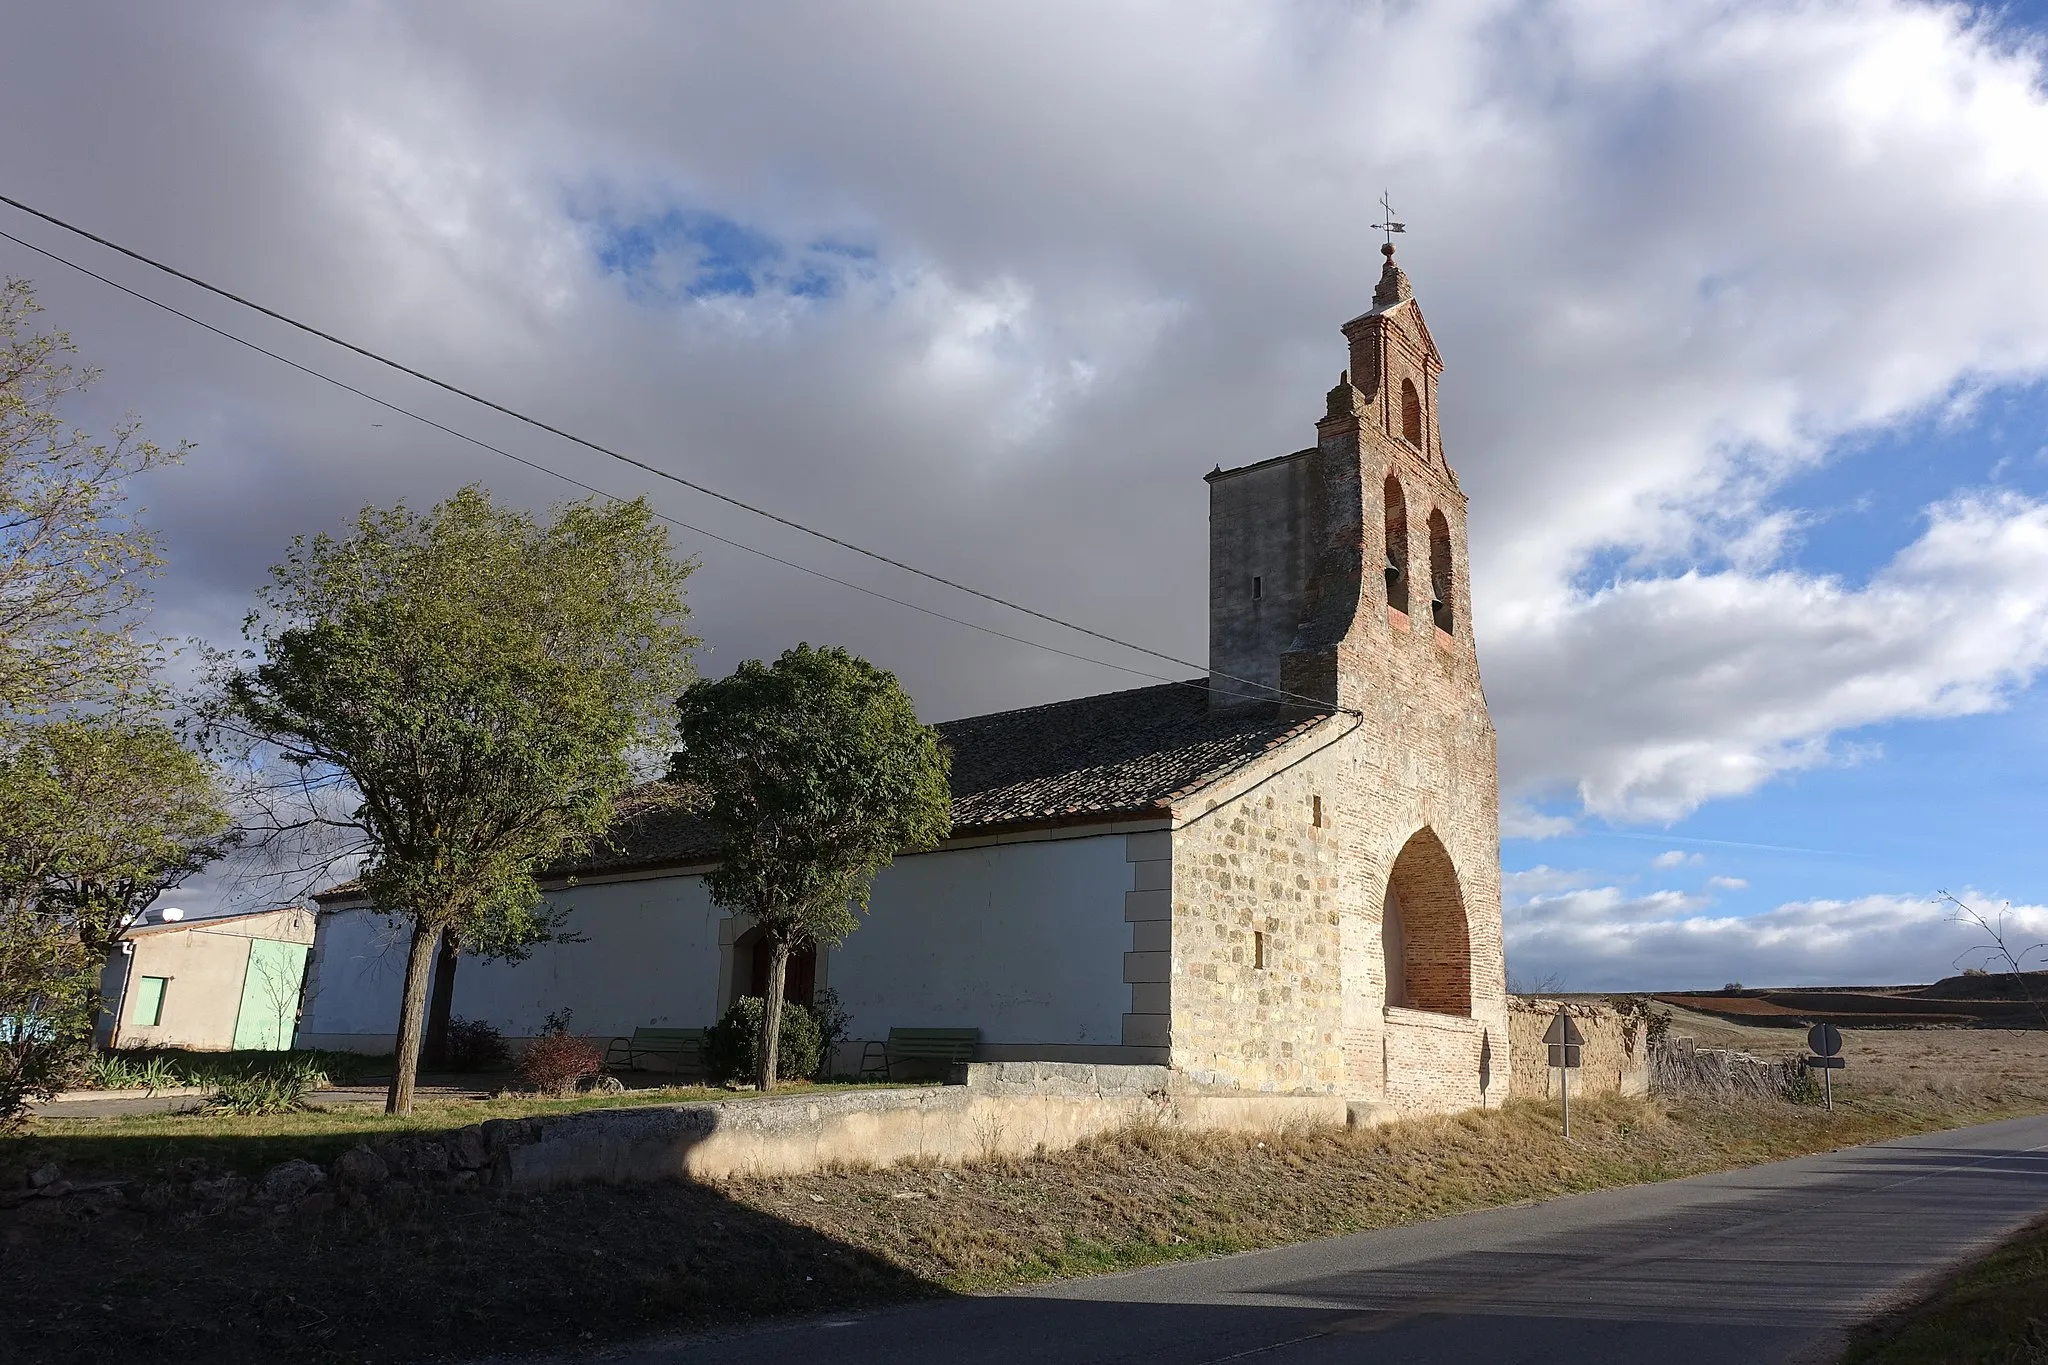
1 276 187 719
671 644 951 1090
216 485 696 1114
0 717 237 963
0 276 213 1114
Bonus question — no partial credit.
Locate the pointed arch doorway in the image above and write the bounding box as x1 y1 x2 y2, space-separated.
1381 827 1472 1017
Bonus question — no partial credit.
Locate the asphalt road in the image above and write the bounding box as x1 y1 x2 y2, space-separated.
596 1112 2048 1365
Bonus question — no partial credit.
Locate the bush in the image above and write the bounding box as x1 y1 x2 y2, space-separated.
205 1056 328 1114
705 996 823 1085
517 1032 605 1095
443 1017 510 1071
0 912 95 1130
809 987 853 1078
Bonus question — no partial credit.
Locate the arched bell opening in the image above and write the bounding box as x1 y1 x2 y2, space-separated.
1383 475 1410 615
1382 827 1471 1017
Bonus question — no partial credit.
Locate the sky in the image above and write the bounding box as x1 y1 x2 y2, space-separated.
3 1 2046 991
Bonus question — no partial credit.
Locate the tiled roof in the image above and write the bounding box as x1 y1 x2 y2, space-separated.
316 681 1331 898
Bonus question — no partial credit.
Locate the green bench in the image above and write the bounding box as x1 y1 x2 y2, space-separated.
859 1027 981 1081
604 1026 707 1077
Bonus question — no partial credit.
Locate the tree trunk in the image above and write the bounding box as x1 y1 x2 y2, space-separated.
422 932 460 1070
386 921 442 1116
757 938 790 1092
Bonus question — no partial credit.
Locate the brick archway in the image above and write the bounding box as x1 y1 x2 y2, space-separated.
1385 827 1471 1017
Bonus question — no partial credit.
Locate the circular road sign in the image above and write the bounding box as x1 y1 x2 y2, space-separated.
1808 1023 1843 1057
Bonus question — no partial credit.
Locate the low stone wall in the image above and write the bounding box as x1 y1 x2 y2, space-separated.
496 1062 1345 1190
1507 998 1650 1100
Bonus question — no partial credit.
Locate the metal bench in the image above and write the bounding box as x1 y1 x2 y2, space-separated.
603 1026 707 1077
859 1027 981 1081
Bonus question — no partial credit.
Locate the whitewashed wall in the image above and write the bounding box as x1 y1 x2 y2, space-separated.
299 832 1134 1055
829 834 1132 1047
299 876 725 1048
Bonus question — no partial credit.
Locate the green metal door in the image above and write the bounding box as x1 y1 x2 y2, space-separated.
232 939 310 1051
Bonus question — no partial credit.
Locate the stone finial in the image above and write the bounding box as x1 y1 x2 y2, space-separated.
1325 372 1366 420
1372 242 1412 308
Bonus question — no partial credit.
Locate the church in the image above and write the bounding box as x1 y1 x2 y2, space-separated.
301 245 1509 1115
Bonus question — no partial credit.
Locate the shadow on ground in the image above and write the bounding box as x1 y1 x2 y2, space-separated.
0 1176 936 1365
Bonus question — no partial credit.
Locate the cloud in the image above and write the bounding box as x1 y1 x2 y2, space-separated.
1707 875 1749 891
1651 850 1704 869
1494 493 2048 821
1507 886 2048 991
2 0 2048 835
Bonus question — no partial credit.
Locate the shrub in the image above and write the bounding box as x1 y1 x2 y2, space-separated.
0 912 95 1130
808 988 852 1079
706 996 823 1086
206 1057 327 1114
84 1050 179 1091
443 1017 510 1071
517 1032 605 1095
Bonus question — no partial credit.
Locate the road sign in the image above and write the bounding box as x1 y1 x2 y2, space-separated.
1545 1008 1584 1138
1803 1023 1845 1110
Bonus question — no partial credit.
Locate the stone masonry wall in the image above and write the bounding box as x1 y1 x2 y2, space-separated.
1176 257 1507 1117
1507 998 1651 1100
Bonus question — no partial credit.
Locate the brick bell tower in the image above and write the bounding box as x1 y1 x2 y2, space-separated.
1204 240 1507 1107
1206 240 1482 715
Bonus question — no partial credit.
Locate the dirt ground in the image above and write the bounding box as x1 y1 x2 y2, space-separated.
1660 1007 2048 1098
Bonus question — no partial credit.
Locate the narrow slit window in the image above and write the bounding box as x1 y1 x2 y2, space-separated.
1253 931 1268 970
1312 794 1323 827
1251 575 1263 601
1428 509 1454 633
1401 378 1423 447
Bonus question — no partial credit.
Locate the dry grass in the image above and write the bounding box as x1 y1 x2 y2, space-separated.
726 1088 2042 1293
1843 1213 2048 1364
5 1024 2047 1364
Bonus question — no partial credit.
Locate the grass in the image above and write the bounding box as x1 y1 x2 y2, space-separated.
1842 1213 2048 1364
78 1047 389 1092
4 1080 917 1180
5 1083 2043 1365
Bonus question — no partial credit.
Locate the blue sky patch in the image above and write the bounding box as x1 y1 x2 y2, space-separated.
581 200 878 305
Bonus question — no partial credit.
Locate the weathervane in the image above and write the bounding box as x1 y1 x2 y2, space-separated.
1372 190 1407 251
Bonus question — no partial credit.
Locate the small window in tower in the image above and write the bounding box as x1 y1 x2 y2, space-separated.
1401 378 1423 447
1251 575 1262 601
1312 794 1323 827
1253 931 1268 970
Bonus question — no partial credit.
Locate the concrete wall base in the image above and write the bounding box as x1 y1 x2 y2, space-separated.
498 1064 1348 1190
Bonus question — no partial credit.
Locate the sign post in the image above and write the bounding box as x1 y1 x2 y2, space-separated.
1806 1023 1845 1111
1543 1008 1585 1137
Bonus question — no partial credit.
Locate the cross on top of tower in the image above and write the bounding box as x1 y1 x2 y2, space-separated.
1371 190 1406 254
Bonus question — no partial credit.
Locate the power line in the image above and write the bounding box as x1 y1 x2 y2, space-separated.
0 223 1218 700
0 192 1346 714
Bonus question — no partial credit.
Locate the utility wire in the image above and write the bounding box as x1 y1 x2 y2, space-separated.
4 197 1359 720
0 222 1238 702
0 192 1350 714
